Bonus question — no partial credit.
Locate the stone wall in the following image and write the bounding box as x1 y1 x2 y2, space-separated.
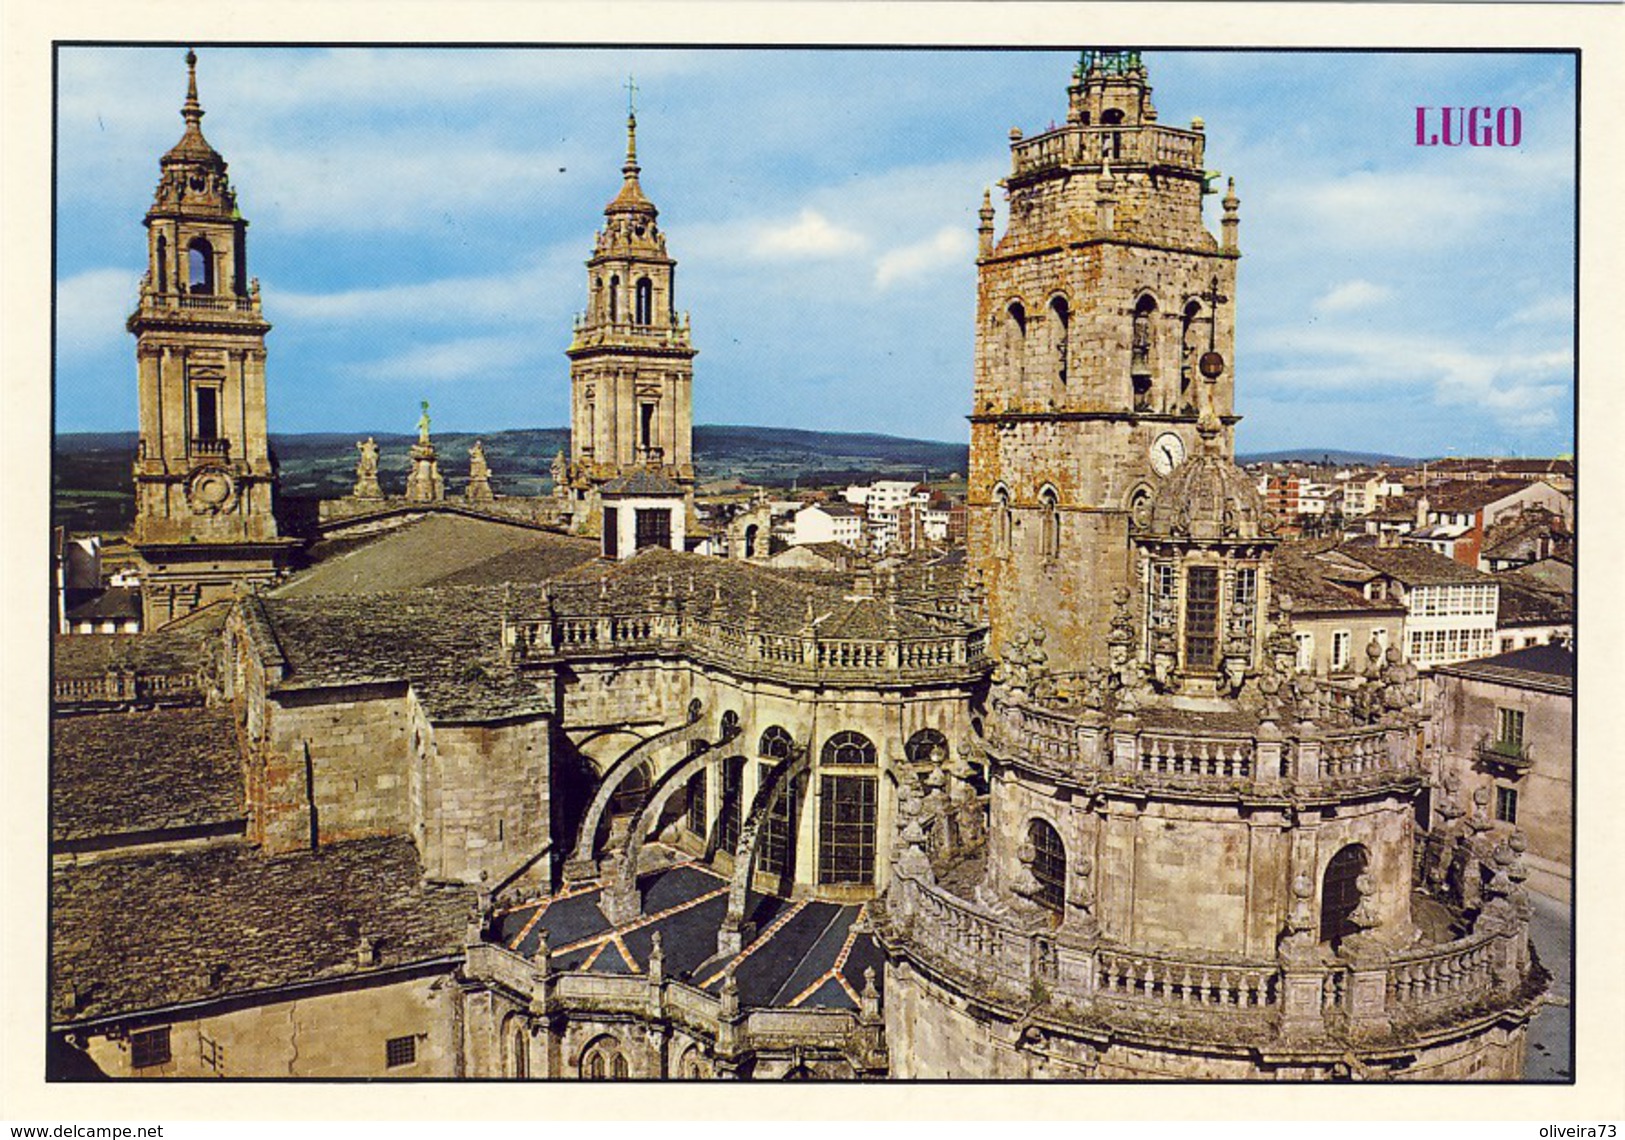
80 971 459 1078
425 717 551 885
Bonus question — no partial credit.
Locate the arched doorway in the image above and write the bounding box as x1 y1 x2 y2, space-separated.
1320 844 1369 944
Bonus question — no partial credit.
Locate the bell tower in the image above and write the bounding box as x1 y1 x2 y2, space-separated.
563 93 696 530
968 50 1243 671
128 50 297 628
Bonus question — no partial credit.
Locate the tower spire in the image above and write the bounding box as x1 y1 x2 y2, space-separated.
623 75 640 176
183 48 202 126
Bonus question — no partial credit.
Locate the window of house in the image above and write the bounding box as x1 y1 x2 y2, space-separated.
602 506 619 559
821 730 876 766
1496 786 1519 824
1183 566 1220 670
1331 630 1351 671
131 1027 171 1070
1371 627 1388 651
1295 631 1315 673
1233 567 1257 646
634 507 671 551
817 774 877 885
1497 708 1526 751
199 1032 224 1075
1028 819 1066 914
385 1036 416 1068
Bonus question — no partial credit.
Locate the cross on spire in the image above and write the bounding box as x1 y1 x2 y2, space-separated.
625 75 639 117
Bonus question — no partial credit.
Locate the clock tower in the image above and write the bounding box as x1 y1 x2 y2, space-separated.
127 51 297 628
967 50 1243 670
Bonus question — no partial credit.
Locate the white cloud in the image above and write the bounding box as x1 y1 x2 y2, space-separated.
746 209 867 260
271 252 578 326
874 226 972 289
1503 295 1572 327
56 268 139 360
354 334 542 384
1312 279 1390 314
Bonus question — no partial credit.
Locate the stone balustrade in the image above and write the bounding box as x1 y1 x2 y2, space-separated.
505 607 985 684
53 668 199 709
1011 124 1204 179
884 871 1532 1045
987 695 1416 796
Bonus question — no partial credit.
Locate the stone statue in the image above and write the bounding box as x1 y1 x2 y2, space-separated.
353 436 383 500
465 440 494 503
551 449 570 496
416 399 432 444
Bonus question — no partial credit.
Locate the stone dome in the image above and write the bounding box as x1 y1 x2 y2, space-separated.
1142 449 1272 541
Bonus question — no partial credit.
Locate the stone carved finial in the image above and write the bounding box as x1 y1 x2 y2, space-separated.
551 449 569 494
1279 870 1317 962
1010 840 1041 900
719 967 740 1020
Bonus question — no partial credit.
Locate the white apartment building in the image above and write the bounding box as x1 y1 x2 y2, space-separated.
792 502 865 550
1311 544 1500 670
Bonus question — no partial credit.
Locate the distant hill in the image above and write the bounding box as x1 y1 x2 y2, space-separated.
1238 448 1422 467
51 424 971 534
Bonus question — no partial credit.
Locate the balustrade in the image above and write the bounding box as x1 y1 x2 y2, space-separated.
1095 948 1278 1011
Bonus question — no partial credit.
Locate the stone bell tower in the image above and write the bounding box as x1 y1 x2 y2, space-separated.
968 50 1243 671
128 50 297 628
563 95 696 532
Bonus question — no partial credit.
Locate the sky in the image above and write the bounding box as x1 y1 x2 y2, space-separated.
54 47 1576 457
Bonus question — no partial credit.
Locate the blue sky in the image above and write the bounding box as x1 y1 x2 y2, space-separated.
54 47 1575 457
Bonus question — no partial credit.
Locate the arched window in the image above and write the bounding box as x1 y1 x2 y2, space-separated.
743 523 759 559
904 728 949 766
1048 295 1070 385
994 485 1012 555
581 1036 627 1080
718 755 745 852
1040 486 1061 560
156 235 168 293
818 773 877 885
821 730 876 767
720 710 742 741
1028 818 1066 914
759 726 794 760
1005 301 1027 385
1101 107 1125 125
1320 844 1369 945
1180 300 1202 408
759 770 801 877
685 767 708 836
608 275 620 322
634 277 653 325
1131 294 1156 410
187 237 214 294
609 763 650 818
511 1027 528 1078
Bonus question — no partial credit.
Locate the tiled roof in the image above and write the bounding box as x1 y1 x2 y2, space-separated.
63 587 142 623
276 513 596 598
51 836 473 1025
53 707 244 846
1433 643 1573 695
1272 547 1401 615
258 587 547 721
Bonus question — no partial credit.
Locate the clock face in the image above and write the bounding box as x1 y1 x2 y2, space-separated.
1150 432 1186 476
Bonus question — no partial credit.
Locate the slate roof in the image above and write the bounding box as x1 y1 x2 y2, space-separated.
63 587 142 624
1495 576 1573 628
1422 479 1532 516
1433 643 1573 696
1328 544 1495 586
493 863 879 1013
51 836 473 1025
544 546 972 642
256 586 548 721
600 471 684 496
276 512 597 598
53 707 245 846
53 603 226 681
1271 548 1402 615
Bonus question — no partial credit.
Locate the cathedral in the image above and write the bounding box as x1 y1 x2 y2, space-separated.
48 50 1545 1081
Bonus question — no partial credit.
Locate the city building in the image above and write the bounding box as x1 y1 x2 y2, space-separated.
1430 644 1573 903
49 50 1545 1082
1312 544 1502 671
792 501 864 550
